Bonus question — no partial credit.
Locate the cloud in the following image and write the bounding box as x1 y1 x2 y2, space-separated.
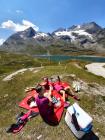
0 39 5 46
0 20 39 32
16 10 23 14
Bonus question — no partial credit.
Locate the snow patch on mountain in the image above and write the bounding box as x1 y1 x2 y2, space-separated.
55 29 93 41
0 39 5 45
34 32 48 38
77 25 81 29
55 30 76 41
73 30 93 39
20 34 25 39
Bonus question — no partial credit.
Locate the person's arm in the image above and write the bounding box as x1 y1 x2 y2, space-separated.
64 86 75 96
44 86 53 106
69 87 75 95
44 85 53 98
47 93 52 103
48 85 53 95
48 101 52 106
45 96 52 106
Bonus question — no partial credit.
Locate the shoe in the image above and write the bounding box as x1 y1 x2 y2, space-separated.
73 96 80 101
64 101 70 108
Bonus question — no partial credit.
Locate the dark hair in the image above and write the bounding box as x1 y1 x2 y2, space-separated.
35 85 44 93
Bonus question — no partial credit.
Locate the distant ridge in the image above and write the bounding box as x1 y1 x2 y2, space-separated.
0 22 105 55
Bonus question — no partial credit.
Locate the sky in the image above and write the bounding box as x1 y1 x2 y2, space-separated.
0 0 105 45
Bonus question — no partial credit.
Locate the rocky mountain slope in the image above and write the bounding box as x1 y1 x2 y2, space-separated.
0 22 105 55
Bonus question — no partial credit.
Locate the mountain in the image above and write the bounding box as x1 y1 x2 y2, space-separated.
0 22 105 55
53 22 102 41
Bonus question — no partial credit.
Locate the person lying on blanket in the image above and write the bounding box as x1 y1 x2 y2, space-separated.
53 81 80 101
40 77 74 104
41 76 80 102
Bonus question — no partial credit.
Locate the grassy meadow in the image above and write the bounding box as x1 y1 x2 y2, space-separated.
0 51 105 140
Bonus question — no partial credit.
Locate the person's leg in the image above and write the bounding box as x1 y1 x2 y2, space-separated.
65 86 75 96
65 87 80 101
20 110 31 121
60 90 70 108
60 90 66 102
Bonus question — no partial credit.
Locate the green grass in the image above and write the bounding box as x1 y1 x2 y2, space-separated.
0 51 57 76
0 52 105 139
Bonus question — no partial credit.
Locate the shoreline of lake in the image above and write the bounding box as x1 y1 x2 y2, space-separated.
33 55 105 62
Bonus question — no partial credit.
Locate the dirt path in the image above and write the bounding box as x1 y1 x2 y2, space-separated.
2 67 43 81
85 63 105 78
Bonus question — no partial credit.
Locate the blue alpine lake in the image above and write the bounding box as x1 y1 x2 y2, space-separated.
34 55 105 62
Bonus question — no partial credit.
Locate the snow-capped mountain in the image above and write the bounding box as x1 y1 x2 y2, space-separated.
33 32 48 39
53 22 102 42
16 27 36 39
1 22 105 55
53 28 93 41
7 27 49 41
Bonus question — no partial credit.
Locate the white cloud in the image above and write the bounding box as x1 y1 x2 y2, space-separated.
0 20 39 32
16 10 23 14
0 39 5 46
